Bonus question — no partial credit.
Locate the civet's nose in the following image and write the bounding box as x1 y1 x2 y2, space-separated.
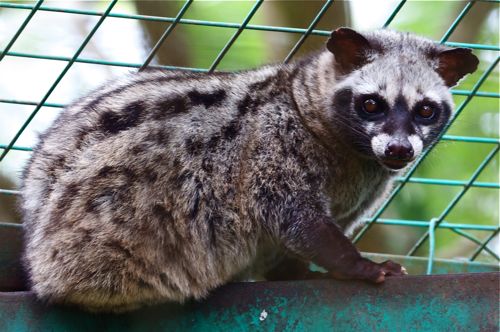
385 140 414 161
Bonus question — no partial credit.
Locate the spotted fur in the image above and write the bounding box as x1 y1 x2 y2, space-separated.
21 28 478 312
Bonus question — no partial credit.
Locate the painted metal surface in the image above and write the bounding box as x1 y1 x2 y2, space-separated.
1 223 498 331
0 223 24 292
0 273 498 332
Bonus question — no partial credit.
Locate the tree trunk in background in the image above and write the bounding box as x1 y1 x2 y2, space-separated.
450 1 493 43
263 1 351 59
270 1 350 29
134 1 191 66
0 175 20 224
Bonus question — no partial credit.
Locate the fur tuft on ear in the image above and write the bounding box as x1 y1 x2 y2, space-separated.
436 48 479 87
326 28 373 74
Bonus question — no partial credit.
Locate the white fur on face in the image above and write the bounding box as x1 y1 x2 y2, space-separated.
371 133 391 158
420 126 430 137
408 134 423 157
372 133 424 160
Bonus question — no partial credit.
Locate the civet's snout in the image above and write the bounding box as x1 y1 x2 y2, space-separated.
371 134 423 170
385 138 414 161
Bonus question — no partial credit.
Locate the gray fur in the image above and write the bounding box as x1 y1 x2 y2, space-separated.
21 29 477 312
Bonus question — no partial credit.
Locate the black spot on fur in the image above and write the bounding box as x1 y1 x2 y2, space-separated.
111 217 126 225
85 188 115 213
172 170 192 189
53 154 66 169
83 71 230 118
100 101 144 134
206 212 220 248
152 204 163 216
189 180 202 220
97 166 114 178
222 120 240 140
122 167 136 181
159 273 169 284
56 182 80 211
152 204 168 218
188 89 226 108
249 76 274 91
286 118 296 133
185 137 204 155
143 168 158 183
155 96 188 120
82 229 92 243
74 125 92 151
206 134 220 152
146 129 170 145
46 154 66 186
51 249 59 260
45 182 80 235
85 198 98 213
130 144 145 155
201 158 213 173
159 273 181 292
237 95 252 116
274 68 296 96
138 278 155 290
172 158 180 168
237 91 268 116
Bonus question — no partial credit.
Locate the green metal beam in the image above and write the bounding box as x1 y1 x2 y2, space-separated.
0 273 498 331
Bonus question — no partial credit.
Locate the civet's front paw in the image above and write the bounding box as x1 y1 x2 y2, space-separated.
372 260 408 282
331 258 407 283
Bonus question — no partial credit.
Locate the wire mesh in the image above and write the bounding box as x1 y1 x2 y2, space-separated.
0 0 498 269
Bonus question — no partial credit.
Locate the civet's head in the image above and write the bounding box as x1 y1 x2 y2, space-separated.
326 28 478 171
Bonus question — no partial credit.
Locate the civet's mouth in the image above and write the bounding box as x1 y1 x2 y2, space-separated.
379 158 411 170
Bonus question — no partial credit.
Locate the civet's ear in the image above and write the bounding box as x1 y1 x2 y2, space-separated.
327 28 372 73
435 48 479 87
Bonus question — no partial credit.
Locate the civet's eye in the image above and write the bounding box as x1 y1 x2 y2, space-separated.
417 105 434 119
363 99 379 113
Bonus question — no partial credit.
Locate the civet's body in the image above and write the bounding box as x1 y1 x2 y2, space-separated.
21 29 478 312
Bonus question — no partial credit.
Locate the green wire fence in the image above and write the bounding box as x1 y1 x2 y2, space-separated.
0 0 498 274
